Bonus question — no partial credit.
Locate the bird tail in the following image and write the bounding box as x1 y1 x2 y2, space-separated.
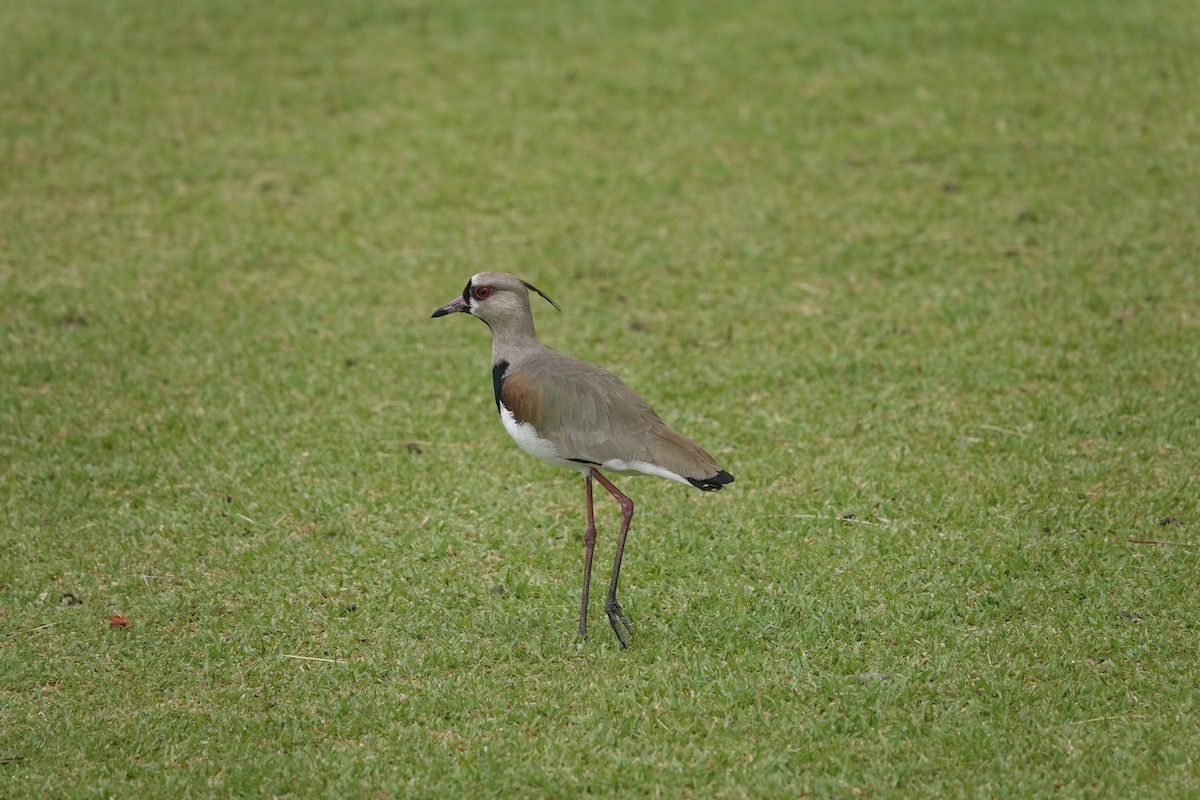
687 470 735 492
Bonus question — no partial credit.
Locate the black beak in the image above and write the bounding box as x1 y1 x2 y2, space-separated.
431 296 470 318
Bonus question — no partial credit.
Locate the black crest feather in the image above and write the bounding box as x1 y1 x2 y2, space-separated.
522 280 562 312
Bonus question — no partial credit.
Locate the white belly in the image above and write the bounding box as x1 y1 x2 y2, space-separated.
499 402 589 473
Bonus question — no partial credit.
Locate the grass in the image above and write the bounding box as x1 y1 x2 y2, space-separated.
2 0 1198 795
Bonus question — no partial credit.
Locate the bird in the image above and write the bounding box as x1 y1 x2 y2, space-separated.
431 272 734 647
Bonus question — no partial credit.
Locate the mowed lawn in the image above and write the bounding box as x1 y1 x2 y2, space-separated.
2 0 1198 796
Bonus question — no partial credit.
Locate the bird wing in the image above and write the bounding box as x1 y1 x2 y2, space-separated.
499 353 720 480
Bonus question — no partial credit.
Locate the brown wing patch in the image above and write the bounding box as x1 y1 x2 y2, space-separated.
499 371 540 426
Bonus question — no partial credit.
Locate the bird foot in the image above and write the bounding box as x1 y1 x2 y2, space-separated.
605 599 633 648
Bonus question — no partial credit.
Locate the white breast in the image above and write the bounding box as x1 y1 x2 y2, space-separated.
498 402 589 473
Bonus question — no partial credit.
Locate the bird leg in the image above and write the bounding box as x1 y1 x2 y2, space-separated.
578 473 596 640
590 469 635 648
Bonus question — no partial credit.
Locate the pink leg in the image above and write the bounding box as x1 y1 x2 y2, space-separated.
591 469 635 648
578 473 596 639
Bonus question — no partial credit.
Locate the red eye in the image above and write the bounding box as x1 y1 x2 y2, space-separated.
473 285 493 300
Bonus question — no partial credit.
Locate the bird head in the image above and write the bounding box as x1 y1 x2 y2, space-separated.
431 272 560 326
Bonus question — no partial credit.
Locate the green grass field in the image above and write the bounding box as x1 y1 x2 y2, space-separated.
3 0 1198 796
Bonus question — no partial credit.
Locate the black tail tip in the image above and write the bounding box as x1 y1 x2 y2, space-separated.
688 470 735 492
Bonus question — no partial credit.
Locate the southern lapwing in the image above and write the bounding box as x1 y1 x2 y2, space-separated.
432 272 734 647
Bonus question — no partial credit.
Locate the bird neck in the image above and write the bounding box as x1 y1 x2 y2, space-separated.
490 319 544 366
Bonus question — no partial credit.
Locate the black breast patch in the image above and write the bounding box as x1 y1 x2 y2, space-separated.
491 360 509 413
